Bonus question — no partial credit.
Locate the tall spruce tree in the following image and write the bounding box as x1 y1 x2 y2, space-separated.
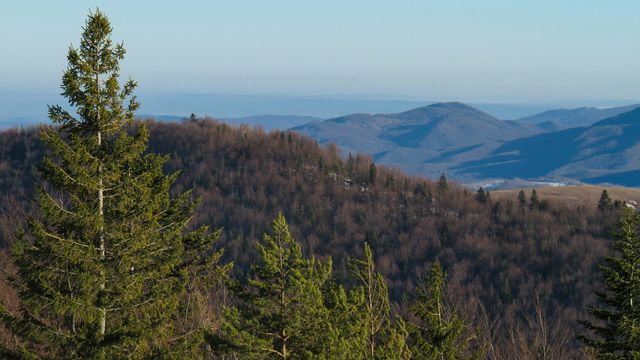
407 261 483 360
0 10 226 359
212 213 332 359
581 208 640 358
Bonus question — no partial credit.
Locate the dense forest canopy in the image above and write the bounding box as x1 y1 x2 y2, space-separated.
0 117 623 356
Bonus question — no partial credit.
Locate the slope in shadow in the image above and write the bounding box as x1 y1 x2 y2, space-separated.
455 127 584 179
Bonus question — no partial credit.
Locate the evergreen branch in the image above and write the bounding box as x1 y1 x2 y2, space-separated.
156 216 193 233
46 160 93 190
166 329 198 343
258 347 286 357
107 290 171 312
43 191 79 218
39 228 91 251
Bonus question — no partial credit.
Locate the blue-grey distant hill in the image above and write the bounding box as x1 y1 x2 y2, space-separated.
292 102 543 181
293 102 640 187
516 104 640 130
457 107 640 186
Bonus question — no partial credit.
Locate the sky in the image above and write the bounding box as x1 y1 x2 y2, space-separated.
1 0 639 117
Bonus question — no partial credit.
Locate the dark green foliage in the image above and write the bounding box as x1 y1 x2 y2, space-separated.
437 174 448 197
475 187 488 204
490 201 502 223
529 189 540 210
369 163 377 185
538 198 549 211
598 190 614 212
581 208 640 359
0 10 226 359
347 153 355 175
499 274 514 304
319 283 368 359
518 190 527 208
407 262 483 359
212 213 332 359
317 156 325 172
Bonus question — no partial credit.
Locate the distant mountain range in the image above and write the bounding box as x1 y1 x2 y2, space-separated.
517 104 640 131
457 108 640 186
5 93 640 187
293 102 540 181
292 102 640 187
5 90 635 129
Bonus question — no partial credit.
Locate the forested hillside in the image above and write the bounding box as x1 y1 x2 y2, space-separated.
0 118 621 356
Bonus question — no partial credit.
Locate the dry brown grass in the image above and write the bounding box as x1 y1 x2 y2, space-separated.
491 185 640 208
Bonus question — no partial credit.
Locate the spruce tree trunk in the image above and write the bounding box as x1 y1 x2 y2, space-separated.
97 63 106 336
98 140 105 335
279 233 288 359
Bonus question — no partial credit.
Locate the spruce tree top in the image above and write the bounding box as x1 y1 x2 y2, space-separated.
437 174 448 194
518 190 527 206
476 187 487 203
49 9 138 135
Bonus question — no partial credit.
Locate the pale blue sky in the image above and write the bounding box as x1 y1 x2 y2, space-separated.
1 0 639 103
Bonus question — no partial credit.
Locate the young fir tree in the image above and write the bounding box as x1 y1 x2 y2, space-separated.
369 163 377 186
0 10 226 359
475 187 488 204
348 243 410 359
517 190 527 209
598 190 614 212
212 213 333 359
407 261 483 360
529 189 540 211
437 174 449 197
580 208 640 358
